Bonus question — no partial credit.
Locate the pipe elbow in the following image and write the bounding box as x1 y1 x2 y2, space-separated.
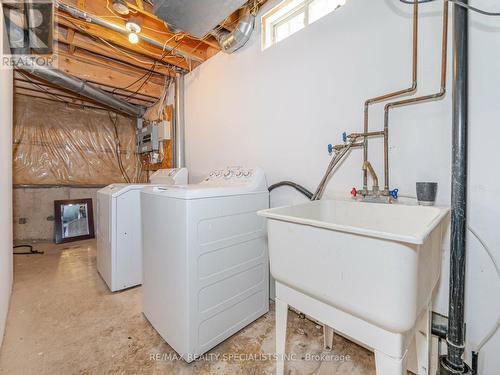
213 7 255 54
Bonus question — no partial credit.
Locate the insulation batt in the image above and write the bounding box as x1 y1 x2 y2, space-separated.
13 97 144 185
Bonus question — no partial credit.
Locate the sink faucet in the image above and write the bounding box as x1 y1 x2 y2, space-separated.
351 161 392 203
362 161 379 196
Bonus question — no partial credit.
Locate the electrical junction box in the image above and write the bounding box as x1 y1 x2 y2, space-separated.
136 124 159 153
158 120 171 141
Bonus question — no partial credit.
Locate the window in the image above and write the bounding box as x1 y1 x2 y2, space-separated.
262 0 346 49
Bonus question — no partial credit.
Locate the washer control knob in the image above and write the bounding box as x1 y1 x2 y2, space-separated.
223 170 232 178
235 170 243 177
243 170 250 177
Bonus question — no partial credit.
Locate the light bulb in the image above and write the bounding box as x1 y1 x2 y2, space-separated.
128 32 139 44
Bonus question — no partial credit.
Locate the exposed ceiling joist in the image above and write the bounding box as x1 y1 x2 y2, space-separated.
55 27 173 75
15 71 158 106
56 16 192 71
55 0 208 64
12 0 269 112
55 50 166 98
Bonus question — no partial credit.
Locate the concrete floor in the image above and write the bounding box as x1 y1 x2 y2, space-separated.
0 240 378 375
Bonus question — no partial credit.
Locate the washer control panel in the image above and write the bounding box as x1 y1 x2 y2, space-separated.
206 167 253 180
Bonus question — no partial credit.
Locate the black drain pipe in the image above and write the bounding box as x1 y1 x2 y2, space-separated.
439 1 471 374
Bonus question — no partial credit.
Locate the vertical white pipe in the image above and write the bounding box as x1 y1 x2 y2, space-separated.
174 74 185 168
0 6 14 348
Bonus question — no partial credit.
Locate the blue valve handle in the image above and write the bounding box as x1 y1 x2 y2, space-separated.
342 132 347 143
390 189 399 199
327 144 334 155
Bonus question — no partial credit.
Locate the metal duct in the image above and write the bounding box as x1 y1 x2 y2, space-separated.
153 0 247 39
54 1 202 64
17 58 145 117
212 6 255 54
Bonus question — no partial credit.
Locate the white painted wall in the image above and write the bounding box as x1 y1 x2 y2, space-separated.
184 0 500 373
0 6 14 347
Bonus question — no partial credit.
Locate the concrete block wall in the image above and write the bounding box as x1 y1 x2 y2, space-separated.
13 188 100 242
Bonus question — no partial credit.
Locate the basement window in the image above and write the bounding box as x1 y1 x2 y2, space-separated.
262 0 346 49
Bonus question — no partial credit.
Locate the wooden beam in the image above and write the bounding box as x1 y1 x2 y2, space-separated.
66 29 76 54
123 0 220 55
14 87 112 111
66 47 166 85
53 0 272 70
56 16 193 71
56 0 209 63
219 11 241 33
14 76 157 107
14 70 160 100
206 46 220 59
55 26 176 75
15 91 113 112
52 49 165 98
202 35 221 50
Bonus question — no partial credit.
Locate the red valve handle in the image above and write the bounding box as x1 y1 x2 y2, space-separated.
351 187 357 197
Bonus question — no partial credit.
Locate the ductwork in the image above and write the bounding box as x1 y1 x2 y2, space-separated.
153 0 248 39
17 58 145 117
212 6 255 54
5 13 144 116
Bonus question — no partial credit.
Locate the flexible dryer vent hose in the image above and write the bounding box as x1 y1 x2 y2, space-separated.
268 181 313 200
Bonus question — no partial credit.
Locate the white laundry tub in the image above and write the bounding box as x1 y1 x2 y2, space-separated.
259 199 449 375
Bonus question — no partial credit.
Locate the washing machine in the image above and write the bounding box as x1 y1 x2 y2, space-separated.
141 167 269 362
96 168 188 292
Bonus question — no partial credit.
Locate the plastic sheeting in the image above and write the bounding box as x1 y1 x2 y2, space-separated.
13 96 145 185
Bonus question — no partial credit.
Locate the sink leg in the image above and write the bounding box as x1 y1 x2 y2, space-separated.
275 298 288 375
416 302 432 375
375 350 408 375
323 325 334 351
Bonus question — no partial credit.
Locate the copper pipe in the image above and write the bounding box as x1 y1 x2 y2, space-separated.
362 161 379 191
349 131 386 139
383 0 449 192
362 0 419 191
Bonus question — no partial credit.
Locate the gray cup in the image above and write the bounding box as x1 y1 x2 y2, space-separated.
416 182 438 206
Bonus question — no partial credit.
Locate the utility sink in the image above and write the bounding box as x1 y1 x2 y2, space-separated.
259 199 449 375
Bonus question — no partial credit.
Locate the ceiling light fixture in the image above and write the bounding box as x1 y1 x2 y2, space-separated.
112 0 130 15
128 32 139 44
125 20 141 33
125 20 141 44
